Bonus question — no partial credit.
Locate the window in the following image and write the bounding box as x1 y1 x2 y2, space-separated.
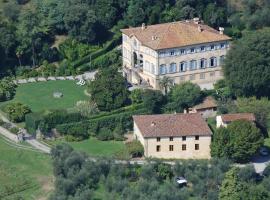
190 48 195 53
182 136 186 141
200 73 205 79
200 46 205 51
182 144 186 151
200 59 207 69
170 51 175 56
169 63 177 73
133 39 137 47
180 49 186 54
159 64 166 74
180 62 187 72
151 64 155 74
169 145 174 151
189 60 197 70
170 137 173 141
156 145 161 152
220 56 225 65
157 137 160 142
189 74 195 80
220 43 225 49
210 57 217 67
195 136 199 140
210 45 215 50
195 144 199 150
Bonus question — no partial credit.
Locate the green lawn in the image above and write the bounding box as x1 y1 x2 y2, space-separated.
48 137 127 158
1 80 88 112
0 136 53 200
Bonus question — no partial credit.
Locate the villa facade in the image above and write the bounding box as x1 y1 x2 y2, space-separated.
133 113 212 159
121 19 231 90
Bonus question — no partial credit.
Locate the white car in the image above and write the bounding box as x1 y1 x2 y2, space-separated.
175 177 187 186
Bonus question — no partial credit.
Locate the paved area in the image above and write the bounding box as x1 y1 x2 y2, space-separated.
252 155 270 174
0 112 51 154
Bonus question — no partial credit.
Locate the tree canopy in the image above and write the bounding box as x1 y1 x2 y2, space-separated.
88 67 129 111
224 28 270 97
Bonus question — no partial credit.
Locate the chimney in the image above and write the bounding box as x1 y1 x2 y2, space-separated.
193 17 200 24
151 122 156 127
141 23 146 30
198 25 203 32
152 36 157 41
219 27 224 35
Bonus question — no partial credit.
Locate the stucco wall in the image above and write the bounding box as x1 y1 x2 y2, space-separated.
134 122 211 159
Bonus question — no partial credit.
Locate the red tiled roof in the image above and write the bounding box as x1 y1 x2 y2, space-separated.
193 96 217 110
221 113 256 123
121 20 231 50
133 113 212 138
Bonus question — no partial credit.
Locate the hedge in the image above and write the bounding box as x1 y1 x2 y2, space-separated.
25 112 44 135
75 34 121 71
25 110 85 135
56 108 148 139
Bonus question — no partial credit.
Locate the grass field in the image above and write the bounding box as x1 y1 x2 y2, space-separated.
0 136 53 200
47 137 127 158
1 80 88 112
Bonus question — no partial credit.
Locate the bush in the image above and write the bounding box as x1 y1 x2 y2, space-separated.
97 128 114 141
0 77 16 102
3 102 31 122
9 127 19 135
126 141 144 158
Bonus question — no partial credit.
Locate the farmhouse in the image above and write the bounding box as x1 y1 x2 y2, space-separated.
188 96 217 118
216 113 256 128
133 113 212 159
121 18 231 90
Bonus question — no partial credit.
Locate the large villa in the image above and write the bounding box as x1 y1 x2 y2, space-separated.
121 18 231 90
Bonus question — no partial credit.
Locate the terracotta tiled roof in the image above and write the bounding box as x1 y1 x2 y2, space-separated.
133 113 212 138
193 96 217 110
121 20 231 50
221 113 256 123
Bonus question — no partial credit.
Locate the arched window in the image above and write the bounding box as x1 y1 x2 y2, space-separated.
210 57 217 67
220 55 225 65
200 58 207 69
169 63 176 73
159 64 166 75
189 60 197 70
180 62 187 72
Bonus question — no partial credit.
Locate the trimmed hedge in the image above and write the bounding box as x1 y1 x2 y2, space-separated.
25 110 85 135
25 112 44 134
56 108 148 139
75 34 121 71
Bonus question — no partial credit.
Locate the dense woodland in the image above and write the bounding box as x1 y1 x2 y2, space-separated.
1 0 270 77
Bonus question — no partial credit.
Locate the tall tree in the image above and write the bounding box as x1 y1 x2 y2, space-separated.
88 67 129 111
224 28 270 97
168 82 202 112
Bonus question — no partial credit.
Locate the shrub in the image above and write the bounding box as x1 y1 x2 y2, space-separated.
9 127 19 135
126 141 144 158
97 128 114 141
3 102 31 122
0 77 16 102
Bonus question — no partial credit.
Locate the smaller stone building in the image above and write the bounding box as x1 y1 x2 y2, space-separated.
188 96 217 118
133 113 212 159
216 113 256 128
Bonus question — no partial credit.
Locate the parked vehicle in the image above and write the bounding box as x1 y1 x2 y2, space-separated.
175 177 187 187
259 147 269 156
